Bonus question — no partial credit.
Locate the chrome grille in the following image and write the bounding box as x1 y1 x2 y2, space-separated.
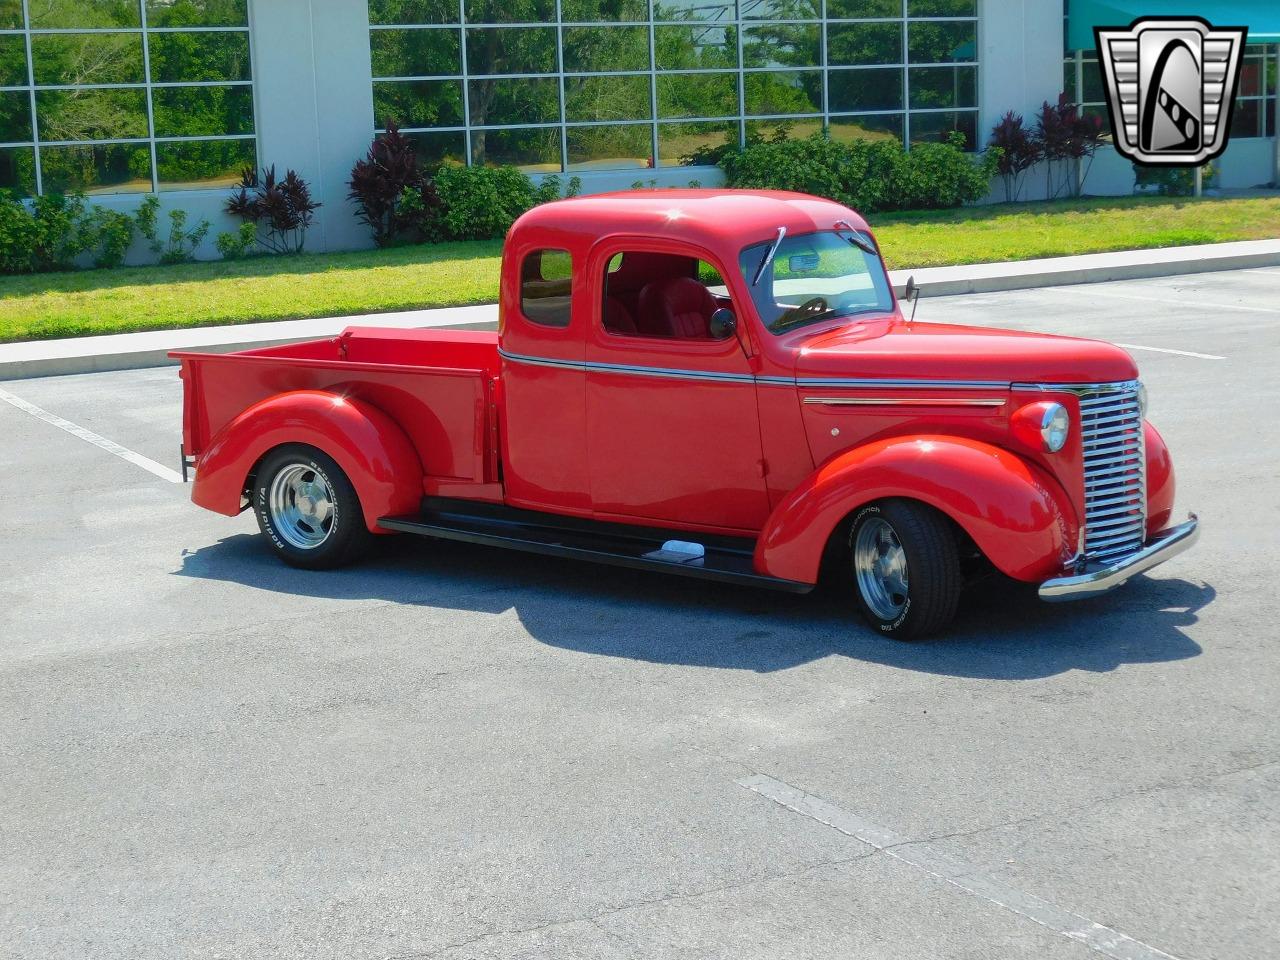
1079 383 1147 563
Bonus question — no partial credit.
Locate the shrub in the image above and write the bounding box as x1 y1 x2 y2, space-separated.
85 206 136 269
1134 162 1216 196
433 166 570 241
0 194 39 273
215 222 259 260
348 122 442 246
890 133 999 210
226 165 320 254
136 196 210 265
719 132 993 214
988 111 1041 202
0 193 103 273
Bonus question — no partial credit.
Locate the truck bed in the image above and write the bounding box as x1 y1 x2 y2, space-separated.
172 327 501 497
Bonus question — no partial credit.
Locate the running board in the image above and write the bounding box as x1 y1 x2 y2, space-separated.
377 501 812 594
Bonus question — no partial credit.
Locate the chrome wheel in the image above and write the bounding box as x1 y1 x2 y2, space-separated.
853 516 909 620
267 463 336 550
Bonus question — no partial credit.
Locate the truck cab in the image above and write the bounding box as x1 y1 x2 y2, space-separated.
173 190 1198 639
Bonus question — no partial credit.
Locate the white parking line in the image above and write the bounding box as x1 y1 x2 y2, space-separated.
0 385 183 484
1056 285 1280 315
1115 343 1226 360
739 774 1181 960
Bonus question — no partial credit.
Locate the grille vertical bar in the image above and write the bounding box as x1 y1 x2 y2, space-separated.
1079 383 1147 562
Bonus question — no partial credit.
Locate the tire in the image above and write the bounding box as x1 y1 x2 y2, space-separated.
252 445 371 569
848 499 962 641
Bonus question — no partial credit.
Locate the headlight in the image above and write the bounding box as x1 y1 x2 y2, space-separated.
1040 403 1070 452
1136 382 1148 419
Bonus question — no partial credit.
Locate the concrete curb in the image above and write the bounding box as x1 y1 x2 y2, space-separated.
3 238 1278 381
888 238 1280 297
0 306 499 382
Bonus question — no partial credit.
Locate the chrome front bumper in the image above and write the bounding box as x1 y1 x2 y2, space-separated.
1039 514 1200 602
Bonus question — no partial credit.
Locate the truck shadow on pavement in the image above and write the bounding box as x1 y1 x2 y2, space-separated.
178 534 1209 681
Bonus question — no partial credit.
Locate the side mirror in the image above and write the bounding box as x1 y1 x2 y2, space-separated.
903 275 920 323
709 307 737 340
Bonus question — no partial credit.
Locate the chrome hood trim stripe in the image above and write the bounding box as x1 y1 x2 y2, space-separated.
803 397 1006 407
799 377 1010 390
1013 379 1141 394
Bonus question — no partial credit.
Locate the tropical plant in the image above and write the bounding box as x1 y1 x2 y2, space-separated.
226 165 321 254
1064 108 1107 198
348 122 441 246
988 111 1041 202
1034 94 1077 199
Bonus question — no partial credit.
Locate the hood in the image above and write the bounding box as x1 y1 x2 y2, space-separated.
793 319 1138 385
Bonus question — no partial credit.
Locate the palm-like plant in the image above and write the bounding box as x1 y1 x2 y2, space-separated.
226 165 321 254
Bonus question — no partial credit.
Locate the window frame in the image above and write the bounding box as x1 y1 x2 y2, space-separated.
595 241 742 349
0 2 258 196
368 0 982 173
519 247 575 329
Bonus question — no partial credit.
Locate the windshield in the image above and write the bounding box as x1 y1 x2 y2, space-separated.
739 230 895 335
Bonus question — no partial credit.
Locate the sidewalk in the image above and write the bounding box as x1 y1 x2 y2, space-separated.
3 238 1278 381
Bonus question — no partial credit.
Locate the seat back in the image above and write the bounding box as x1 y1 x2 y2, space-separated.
637 276 718 339
603 295 638 335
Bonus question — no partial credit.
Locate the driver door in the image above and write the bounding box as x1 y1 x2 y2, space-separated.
584 241 770 533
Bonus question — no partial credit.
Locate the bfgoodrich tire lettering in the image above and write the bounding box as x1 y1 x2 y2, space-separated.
848 499 962 641
253 445 371 569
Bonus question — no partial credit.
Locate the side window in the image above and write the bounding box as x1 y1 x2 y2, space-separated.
521 249 573 328
602 251 730 340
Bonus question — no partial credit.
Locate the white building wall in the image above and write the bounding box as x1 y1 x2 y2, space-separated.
976 0 1065 201
91 0 375 264
251 0 376 252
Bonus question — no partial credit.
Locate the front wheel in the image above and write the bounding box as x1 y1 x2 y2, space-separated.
848 500 962 640
253 445 371 569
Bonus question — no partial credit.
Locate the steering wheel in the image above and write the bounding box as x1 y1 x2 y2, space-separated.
773 296 829 330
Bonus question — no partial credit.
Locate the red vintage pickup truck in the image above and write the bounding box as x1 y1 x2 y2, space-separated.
173 190 1197 639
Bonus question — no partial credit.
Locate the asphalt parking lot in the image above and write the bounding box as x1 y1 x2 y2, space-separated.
2 266 1277 960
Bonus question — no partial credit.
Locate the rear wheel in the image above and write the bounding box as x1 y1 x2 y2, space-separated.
253 445 370 569
848 499 961 640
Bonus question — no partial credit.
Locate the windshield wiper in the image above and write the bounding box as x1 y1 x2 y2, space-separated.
752 226 786 286
833 219 879 258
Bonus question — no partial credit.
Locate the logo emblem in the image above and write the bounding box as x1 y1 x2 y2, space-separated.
1094 17 1247 166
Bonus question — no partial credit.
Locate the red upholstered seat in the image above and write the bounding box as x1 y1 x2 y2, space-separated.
603 295 638 335
637 276 717 339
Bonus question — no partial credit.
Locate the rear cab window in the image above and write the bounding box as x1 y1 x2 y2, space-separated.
521 249 573 327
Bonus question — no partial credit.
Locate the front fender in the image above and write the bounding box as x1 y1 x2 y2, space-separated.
1144 420 1176 535
192 390 423 533
755 436 1079 584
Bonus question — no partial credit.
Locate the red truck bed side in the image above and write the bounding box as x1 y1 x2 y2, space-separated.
174 327 502 500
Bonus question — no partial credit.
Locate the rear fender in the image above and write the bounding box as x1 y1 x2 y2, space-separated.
755 436 1079 584
192 390 423 533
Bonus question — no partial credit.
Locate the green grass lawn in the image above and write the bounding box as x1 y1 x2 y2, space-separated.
1 195 1277 343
